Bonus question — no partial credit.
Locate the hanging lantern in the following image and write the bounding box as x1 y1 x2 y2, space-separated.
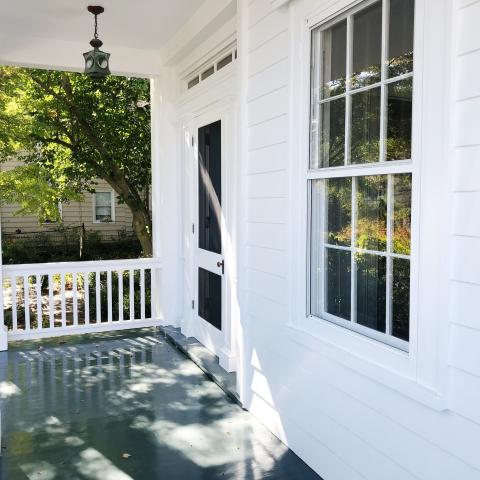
83 6 111 79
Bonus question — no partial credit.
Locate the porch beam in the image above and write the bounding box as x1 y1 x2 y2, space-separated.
270 0 291 9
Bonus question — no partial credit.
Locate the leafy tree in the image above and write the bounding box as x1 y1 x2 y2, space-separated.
0 66 152 255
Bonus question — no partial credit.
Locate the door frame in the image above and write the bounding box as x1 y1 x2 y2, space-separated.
188 103 237 372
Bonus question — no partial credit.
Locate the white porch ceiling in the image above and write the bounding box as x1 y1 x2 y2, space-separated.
0 0 237 76
0 0 207 51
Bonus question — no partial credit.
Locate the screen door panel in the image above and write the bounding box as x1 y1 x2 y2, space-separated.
198 267 222 330
198 120 222 255
197 120 223 331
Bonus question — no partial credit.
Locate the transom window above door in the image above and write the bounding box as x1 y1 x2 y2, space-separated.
308 0 414 350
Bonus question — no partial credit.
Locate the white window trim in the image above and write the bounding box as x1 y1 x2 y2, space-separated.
287 0 453 410
308 0 414 351
92 190 116 224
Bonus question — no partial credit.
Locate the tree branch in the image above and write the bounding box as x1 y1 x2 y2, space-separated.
30 134 74 150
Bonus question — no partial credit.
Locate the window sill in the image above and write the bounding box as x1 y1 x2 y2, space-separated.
286 320 446 411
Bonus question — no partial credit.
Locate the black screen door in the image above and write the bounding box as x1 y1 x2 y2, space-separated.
197 120 223 330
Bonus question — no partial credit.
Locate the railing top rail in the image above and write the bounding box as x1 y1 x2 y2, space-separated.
2 257 163 274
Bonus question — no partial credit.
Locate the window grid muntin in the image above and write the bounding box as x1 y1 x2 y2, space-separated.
314 173 410 348
311 0 414 168
308 0 413 351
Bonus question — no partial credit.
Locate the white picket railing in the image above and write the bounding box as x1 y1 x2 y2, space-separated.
1 258 162 340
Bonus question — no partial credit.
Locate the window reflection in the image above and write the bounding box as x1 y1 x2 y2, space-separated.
351 88 381 164
356 175 388 252
321 20 347 98
351 2 382 89
392 258 410 341
320 98 345 168
393 174 412 255
326 248 351 320
388 0 415 77
326 178 352 246
387 79 413 161
356 253 386 333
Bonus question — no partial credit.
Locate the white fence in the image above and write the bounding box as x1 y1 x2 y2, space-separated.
1 258 162 340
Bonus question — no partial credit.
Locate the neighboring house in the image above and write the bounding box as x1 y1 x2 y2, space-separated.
0 158 133 235
2 1 480 480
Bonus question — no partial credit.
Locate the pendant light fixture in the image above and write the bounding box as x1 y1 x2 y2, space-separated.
83 6 111 79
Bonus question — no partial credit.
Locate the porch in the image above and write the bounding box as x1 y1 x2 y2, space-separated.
0 328 319 479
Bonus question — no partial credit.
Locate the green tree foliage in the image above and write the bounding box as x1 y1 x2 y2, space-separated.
0 66 152 255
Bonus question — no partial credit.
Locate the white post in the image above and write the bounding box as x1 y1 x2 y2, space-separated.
0 214 7 351
150 72 179 327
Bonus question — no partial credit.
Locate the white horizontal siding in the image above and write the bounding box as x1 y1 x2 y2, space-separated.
249 336 480 480
248 268 288 305
456 1 480 55
248 30 289 77
247 170 287 198
247 245 287 277
248 7 288 50
450 281 480 330
446 3 480 469
248 114 289 150
247 222 288 250
239 0 480 479
453 146 480 191
247 86 289 127
452 192 480 236
247 142 288 174
247 197 288 224
449 369 480 425
247 58 289 102
449 324 480 377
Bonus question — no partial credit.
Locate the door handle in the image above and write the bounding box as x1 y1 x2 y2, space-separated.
217 260 224 274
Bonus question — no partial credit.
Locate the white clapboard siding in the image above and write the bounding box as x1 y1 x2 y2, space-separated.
239 0 480 479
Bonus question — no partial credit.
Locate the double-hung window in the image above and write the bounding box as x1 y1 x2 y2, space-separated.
308 0 414 350
94 191 114 223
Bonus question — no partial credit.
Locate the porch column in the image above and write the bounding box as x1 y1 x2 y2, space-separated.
150 71 182 328
0 216 7 351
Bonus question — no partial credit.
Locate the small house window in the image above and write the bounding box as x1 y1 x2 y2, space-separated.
94 191 114 223
308 0 414 350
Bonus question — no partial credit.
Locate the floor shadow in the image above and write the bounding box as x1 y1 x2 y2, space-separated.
0 328 320 479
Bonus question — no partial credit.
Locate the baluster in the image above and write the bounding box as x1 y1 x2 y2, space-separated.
118 270 123 322
129 269 134 321
12 276 18 332
60 272 66 328
48 274 54 329
107 270 112 323
36 274 42 331
84 272 90 325
72 272 78 327
140 268 145 321
24 275 31 331
150 268 155 321
95 271 101 324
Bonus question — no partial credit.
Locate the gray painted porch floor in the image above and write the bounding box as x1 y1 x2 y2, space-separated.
0 328 320 479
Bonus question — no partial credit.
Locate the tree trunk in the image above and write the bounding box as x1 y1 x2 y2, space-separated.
131 207 153 257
